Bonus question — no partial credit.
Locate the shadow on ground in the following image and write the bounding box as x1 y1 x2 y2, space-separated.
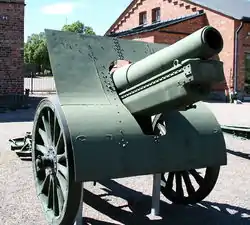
83 179 250 225
0 96 45 123
227 149 250 160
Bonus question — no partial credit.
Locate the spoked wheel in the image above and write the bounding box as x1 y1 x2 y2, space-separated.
32 97 82 225
153 115 220 205
160 167 220 204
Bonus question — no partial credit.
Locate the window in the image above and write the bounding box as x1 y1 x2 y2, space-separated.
245 53 250 94
152 7 161 23
139 11 147 25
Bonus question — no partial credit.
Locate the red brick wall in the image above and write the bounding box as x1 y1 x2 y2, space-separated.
110 0 238 93
121 16 207 44
0 0 24 95
122 32 156 42
236 21 250 93
154 15 207 43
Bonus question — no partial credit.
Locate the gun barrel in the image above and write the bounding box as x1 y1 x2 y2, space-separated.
112 26 223 92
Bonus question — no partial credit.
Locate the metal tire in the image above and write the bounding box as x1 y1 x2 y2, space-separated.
31 97 82 224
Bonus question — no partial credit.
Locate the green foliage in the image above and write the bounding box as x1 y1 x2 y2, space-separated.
24 32 50 72
62 20 95 35
24 21 95 73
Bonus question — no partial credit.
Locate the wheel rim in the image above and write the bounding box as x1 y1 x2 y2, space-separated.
32 103 69 221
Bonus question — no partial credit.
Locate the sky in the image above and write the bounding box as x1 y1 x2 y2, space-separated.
24 0 132 42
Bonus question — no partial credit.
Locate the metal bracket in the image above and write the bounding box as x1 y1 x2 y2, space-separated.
9 132 32 160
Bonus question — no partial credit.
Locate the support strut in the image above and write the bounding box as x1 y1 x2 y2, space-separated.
73 174 162 224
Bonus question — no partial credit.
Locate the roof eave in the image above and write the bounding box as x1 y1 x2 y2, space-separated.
107 12 205 38
241 16 250 22
0 0 25 4
104 0 138 35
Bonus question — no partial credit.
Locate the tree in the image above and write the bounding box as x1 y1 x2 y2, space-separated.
24 32 50 72
62 20 95 35
24 21 96 73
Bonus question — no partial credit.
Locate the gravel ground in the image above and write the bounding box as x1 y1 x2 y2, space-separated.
204 102 250 127
0 103 250 225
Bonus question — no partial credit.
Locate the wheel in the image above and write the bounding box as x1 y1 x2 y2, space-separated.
160 167 220 205
153 114 220 205
31 97 82 224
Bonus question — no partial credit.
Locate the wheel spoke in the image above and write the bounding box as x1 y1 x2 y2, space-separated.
165 172 174 189
182 171 195 196
47 109 51 127
40 174 50 195
56 179 64 213
161 173 166 187
57 172 67 200
36 144 47 155
47 176 53 209
52 176 60 216
42 115 52 146
189 169 204 186
57 154 66 163
39 128 49 147
53 111 57 146
48 109 53 143
55 131 63 152
175 172 184 198
157 123 166 135
58 164 68 179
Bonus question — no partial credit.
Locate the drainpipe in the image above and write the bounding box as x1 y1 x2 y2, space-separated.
233 21 243 94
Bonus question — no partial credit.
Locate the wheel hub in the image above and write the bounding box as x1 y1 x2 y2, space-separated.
36 146 57 172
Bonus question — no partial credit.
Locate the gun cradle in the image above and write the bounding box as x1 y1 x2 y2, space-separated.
120 58 224 115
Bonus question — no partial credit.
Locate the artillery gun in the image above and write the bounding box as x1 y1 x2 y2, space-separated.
29 26 227 224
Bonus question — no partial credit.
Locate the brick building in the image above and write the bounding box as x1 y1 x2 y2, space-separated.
0 0 25 99
105 0 250 101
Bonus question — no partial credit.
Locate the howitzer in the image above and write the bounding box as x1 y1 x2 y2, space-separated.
30 26 227 224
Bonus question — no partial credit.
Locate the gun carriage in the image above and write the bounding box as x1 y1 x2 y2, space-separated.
23 26 227 224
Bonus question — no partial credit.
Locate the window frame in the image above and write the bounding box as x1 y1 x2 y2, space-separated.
152 7 161 23
139 11 147 25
